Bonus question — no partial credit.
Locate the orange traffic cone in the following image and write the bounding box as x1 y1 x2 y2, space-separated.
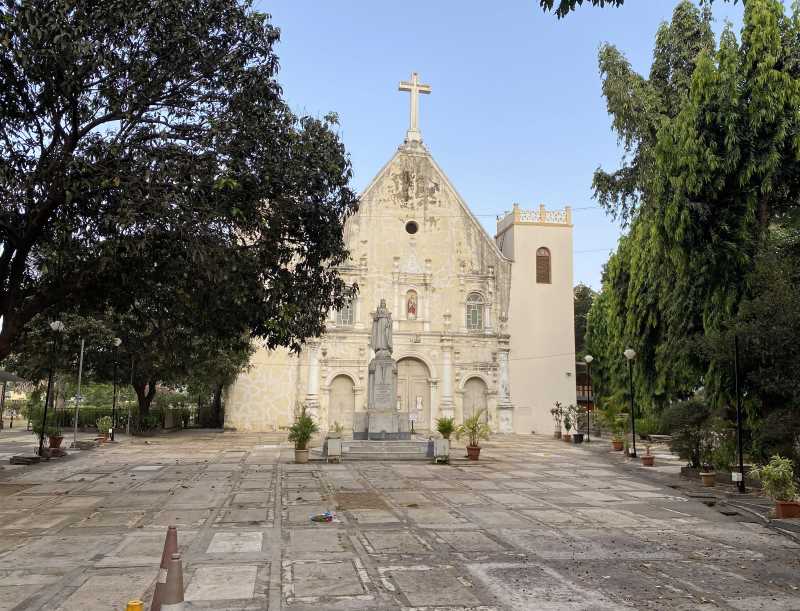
125 601 144 611
161 552 185 610
150 525 178 611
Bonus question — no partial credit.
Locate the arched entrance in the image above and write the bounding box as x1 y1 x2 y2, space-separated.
397 357 431 431
329 375 355 432
463 377 488 422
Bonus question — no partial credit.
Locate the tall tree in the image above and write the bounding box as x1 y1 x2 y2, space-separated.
573 283 596 357
0 0 357 361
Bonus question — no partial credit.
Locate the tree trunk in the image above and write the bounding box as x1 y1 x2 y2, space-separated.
133 379 158 431
212 383 224 428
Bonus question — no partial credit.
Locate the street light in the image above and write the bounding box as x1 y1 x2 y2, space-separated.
623 348 637 458
584 355 594 442
38 320 65 457
111 337 122 441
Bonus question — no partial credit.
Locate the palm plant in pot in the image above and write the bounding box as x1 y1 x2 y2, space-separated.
611 415 625 451
751 455 800 519
288 405 318 464
47 425 64 449
570 405 585 444
435 416 455 463
641 444 655 467
456 409 490 460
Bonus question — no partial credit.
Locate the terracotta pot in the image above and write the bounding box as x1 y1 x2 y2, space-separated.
700 472 716 487
562 434 572 442
466 445 481 461
775 501 800 519
611 440 623 451
641 455 655 467
48 435 64 449
294 449 309 464
553 431 562 440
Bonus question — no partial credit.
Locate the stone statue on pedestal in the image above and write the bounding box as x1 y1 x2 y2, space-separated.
353 299 410 440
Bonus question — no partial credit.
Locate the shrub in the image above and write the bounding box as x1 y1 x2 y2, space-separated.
661 399 712 468
288 405 318 450
435 416 455 440
96 416 113 433
456 409 491 447
751 455 799 502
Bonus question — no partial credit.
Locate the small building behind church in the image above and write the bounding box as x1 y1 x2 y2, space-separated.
225 73 576 436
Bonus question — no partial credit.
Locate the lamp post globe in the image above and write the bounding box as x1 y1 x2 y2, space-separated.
623 348 636 457
583 355 593 442
38 321 66 457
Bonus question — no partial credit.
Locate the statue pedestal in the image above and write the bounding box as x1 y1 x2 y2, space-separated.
353 352 410 440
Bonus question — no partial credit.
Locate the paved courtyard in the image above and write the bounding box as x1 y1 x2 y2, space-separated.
0 431 798 610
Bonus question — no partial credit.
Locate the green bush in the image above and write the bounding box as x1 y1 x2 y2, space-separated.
288 405 318 450
661 399 712 469
435 416 455 440
636 415 662 439
96 415 113 433
751 455 799 502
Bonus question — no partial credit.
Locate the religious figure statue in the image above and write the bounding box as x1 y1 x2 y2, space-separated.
406 290 417 320
371 299 393 355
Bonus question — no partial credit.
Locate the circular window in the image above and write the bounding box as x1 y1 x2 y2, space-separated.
405 221 419 235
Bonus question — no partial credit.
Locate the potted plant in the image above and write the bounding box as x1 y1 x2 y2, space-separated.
47 425 64 449
562 412 572 443
550 402 564 439
435 416 455 463
456 409 490 460
641 444 655 467
571 405 585 444
96 416 113 442
699 462 716 487
751 455 800 519
611 414 625 451
288 405 318 464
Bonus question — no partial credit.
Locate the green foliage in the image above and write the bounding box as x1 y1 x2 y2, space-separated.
573 284 596 357
539 0 624 18
456 409 491 447
287 405 318 450
588 0 800 446
96 416 113 433
0 0 357 376
435 416 456 440
661 399 713 468
750 455 799 502
635 415 662 439
139 412 162 432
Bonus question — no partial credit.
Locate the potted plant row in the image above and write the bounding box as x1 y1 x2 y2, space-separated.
288 405 318 464
456 409 490 460
751 455 800 519
550 402 563 439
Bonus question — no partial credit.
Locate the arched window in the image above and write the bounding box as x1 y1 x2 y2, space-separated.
536 247 551 284
406 290 418 320
336 298 354 326
465 293 484 331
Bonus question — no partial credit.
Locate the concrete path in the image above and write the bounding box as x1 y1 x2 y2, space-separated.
0 431 798 610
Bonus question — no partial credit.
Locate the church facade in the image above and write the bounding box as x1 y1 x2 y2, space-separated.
224 74 576 436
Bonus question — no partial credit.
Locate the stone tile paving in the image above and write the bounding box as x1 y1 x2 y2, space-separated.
0 430 799 610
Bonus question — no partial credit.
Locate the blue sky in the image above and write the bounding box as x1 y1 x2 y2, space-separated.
255 0 748 289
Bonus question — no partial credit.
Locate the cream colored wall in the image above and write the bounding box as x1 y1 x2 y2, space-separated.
223 345 301 432
501 218 577 434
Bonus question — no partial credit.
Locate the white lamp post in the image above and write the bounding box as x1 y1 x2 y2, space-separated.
584 354 593 442
623 348 637 457
38 320 66 456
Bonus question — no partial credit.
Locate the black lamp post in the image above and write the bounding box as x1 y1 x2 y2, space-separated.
38 320 65 456
623 348 637 458
111 337 122 441
734 335 746 493
584 354 593 443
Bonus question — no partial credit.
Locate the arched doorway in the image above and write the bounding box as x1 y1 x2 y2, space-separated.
329 375 355 432
463 377 488 422
397 358 431 431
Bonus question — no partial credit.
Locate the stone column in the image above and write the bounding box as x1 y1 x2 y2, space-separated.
305 339 321 420
496 334 514 433
484 301 493 334
429 378 438 429
440 338 454 420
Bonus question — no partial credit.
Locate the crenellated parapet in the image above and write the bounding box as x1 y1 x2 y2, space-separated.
496 203 572 236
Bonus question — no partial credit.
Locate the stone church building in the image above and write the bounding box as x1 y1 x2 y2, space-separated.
225 73 576 436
